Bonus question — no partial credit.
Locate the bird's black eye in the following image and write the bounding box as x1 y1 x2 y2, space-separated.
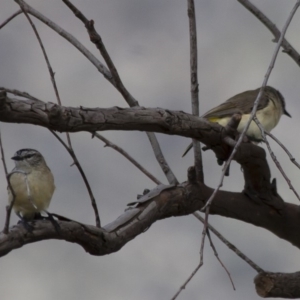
24 154 35 159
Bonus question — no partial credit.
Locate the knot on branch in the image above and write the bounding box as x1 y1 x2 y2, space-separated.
48 104 78 129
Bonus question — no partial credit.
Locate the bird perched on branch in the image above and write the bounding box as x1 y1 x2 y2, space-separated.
7 149 56 229
182 86 291 157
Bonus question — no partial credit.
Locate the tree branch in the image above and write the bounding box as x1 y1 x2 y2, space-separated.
0 9 22 29
187 0 203 182
0 91 220 141
0 180 299 256
238 0 300 67
254 271 300 298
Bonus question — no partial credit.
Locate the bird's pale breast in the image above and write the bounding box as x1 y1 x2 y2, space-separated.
8 168 55 219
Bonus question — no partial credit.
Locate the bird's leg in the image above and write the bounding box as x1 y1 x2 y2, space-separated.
16 212 34 232
33 212 43 220
43 211 60 233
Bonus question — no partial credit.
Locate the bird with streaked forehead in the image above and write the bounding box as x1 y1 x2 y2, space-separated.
7 148 57 230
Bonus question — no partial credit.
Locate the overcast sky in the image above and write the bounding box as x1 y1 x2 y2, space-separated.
1 1 300 299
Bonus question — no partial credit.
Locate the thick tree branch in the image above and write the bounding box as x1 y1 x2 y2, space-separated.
0 91 222 143
0 180 299 256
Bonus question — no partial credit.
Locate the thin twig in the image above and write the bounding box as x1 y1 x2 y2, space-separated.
187 0 204 183
254 118 300 202
171 260 203 300
62 0 136 106
238 0 300 67
61 0 178 185
0 130 14 233
206 228 236 290
3 174 16 234
16 1 101 227
200 206 209 268
93 133 161 185
0 87 40 101
0 131 8 176
17 4 62 105
201 1 300 211
171 209 209 300
193 212 264 273
0 9 22 29
14 0 112 79
50 130 101 227
265 131 300 169
146 133 178 184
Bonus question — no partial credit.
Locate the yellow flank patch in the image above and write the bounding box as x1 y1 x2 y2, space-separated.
207 117 221 123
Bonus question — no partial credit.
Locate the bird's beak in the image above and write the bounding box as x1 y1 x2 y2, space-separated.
284 109 292 118
11 155 22 161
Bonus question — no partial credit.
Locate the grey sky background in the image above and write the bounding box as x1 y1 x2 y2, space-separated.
1 1 300 299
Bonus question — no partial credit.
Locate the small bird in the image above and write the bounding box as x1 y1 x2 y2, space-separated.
7 149 55 228
182 86 291 157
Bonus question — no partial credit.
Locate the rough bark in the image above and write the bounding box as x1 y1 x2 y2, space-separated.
0 91 219 141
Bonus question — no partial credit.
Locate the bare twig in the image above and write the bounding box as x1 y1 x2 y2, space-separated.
0 9 22 29
0 131 8 176
254 117 300 202
171 259 203 300
0 130 14 233
193 212 264 273
93 132 161 185
146 133 178 184
238 0 300 67
200 207 209 268
18 3 75 151
206 228 236 290
15 1 101 227
61 0 178 185
265 131 300 169
202 1 300 211
17 2 62 106
0 87 40 101
3 174 16 234
187 0 204 183
50 131 101 227
14 0 112 79
62 0 137 106
171 210 208 300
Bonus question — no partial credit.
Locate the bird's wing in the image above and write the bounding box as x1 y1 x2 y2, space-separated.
202 88 269 119
202 101 242 119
